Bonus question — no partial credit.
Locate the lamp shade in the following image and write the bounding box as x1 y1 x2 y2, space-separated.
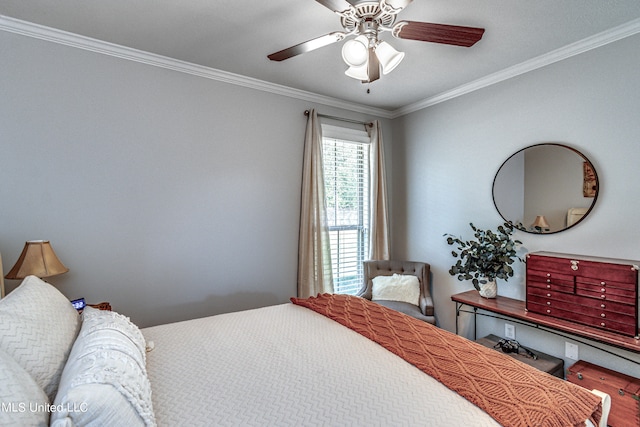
375 41 404 74
531 216 550 229
5 240 69 280
341 35 369 67
345 63 369 81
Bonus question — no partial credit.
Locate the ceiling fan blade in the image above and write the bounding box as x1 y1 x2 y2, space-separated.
393 21 485 47
381 0 413 14
268 32 346 61
316 0 355 15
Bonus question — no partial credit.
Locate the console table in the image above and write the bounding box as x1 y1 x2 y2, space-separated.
451 290 640 355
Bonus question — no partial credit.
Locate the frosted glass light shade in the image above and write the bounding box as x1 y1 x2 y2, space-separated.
375 41 404 74
345 63 369 80
341 36 369 67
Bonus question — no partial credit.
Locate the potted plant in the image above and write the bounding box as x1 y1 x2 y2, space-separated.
445 222 523 298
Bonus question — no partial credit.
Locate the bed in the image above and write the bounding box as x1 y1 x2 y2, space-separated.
0 276 610 427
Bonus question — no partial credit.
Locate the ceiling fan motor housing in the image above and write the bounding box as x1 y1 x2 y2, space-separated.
341 2 396 34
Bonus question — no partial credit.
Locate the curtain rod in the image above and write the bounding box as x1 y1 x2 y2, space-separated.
304 110 373 127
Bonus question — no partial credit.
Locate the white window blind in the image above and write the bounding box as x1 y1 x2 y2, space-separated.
322 127 370 295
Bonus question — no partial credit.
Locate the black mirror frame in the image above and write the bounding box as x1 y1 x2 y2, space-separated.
492 143 599 235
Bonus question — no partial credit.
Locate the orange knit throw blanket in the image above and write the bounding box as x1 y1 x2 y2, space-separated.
291 294 602 427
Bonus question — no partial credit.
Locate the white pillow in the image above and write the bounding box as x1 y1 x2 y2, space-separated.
0 347 50 426
0 275 80 401
51 307 156 427
372 274 420 305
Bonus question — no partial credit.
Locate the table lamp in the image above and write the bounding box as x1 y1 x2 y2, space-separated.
531 215 550 232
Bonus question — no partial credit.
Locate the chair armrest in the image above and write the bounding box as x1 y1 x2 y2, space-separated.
356 280 372 300
420 295 434 316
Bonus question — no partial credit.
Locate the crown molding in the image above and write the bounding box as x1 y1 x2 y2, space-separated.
0 15 394 119
391 17 640 118
2 15 639 120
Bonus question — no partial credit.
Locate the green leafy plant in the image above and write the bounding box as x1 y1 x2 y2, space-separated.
445 222 523 291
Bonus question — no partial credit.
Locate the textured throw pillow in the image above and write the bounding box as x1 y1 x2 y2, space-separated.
50 307 156 427
0 347 50 427
0 275 81 401
372 274 420 305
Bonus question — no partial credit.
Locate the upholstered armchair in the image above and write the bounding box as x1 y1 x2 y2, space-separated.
357 260 435 324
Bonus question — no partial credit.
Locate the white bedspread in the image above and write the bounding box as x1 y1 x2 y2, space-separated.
142 303 501 426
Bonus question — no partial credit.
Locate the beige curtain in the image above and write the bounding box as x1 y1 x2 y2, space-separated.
368 120 390 260
297 109 334 298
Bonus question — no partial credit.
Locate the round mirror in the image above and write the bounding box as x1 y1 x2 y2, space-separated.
492 143 599 234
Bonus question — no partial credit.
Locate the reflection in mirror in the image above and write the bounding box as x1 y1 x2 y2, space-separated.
492 143 599 234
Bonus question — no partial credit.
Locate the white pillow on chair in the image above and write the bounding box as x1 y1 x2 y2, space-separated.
372 274 420 306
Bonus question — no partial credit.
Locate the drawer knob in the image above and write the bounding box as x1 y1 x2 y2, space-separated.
601 281 606 286
547 301 551 305
546 273 551 277
570 260 579 271
601 304 606 308
600 288 606 293
601 313 606 318
547 285 551 289
577 373 583 380
546 279 551 283
547 293 551 297
618 389 625 397
600 295 606 299
600 322 606 327
546 309 551 313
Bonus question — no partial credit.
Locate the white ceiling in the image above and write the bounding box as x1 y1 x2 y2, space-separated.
2 0 640 114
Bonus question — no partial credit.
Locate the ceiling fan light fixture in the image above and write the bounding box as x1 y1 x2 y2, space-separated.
375 40 405 74
341 35 369 67
345 63 369 81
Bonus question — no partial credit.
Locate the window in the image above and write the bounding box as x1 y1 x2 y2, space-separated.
322 126 370 295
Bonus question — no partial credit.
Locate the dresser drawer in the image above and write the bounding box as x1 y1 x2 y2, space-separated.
526 254 578 275
527 300 588 324
576 281 637 305
578 307 637 327
578 276 637 291
571 259 638 283
527 253 638 283
527 299 637 335
527 270 575 293
527 287 636 315
527 286 579 303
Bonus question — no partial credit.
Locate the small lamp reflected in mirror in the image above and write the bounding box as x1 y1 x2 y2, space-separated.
5 240 69 281
531 216 550 233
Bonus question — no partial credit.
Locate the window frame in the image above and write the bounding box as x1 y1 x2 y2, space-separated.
321 124 371 295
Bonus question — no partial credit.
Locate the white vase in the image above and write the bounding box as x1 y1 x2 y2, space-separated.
479 279 497 298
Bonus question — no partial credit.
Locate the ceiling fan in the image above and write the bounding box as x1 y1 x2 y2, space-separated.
267 0 485 83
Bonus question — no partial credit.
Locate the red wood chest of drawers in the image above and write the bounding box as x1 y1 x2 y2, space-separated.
526 252 639 338
567 360 640 427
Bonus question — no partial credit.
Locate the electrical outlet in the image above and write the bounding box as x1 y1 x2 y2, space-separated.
565 342 579 360
504 323 515 340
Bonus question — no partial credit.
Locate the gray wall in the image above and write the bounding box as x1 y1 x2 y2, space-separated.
0 31 390 327
391 34 640 376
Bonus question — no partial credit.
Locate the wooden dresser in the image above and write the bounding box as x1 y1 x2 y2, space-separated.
526 252 639 339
